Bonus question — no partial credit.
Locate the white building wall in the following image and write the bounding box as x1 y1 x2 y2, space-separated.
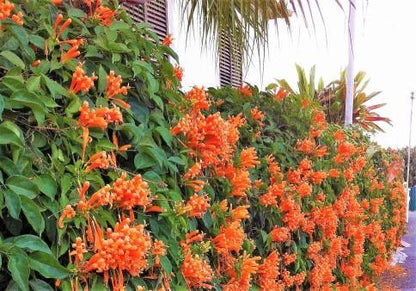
168 1 219 90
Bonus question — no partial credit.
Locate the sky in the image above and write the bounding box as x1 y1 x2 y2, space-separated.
171 0 416 149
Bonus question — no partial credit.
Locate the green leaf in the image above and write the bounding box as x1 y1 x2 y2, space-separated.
109 20 131 31
134 152 157 169
0 94 4 120
147 73 159 93
143 171 162 182
68 7 86 18
107 42 131 53
3 77 25 94
21 196 45 235
143 146 167 168
168 156 185 165
4 235 52 254
98 65 107 93
0 157 20 176
155 126 173 147
132 60 154 75
29 252 69 279
50 59 63 71
9 90 47 125
160 256 172 274
0 51 25 69
60 174 72 197
41 74 67 98
26 76 41 92
95 139 116 151
33 174 57 200
172 286 188 291
7 175 39 199
4 189 21 219
7 249 29 291
65 95 81 114
8 25 28 46
2 37 19 51
29 279 54 291
0 121 24 147
151 95 163 110
85 45 101 58
202 211 213 228
59 281 71 291
29 35 45 49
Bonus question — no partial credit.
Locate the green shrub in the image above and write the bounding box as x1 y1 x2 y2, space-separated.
0 1 406 291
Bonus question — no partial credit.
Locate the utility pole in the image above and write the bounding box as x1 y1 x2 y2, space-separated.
345 0 356 126
407 92 414 223
407 92 414 187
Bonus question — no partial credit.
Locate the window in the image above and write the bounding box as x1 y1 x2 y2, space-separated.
219 31 243 88
121 0 169 40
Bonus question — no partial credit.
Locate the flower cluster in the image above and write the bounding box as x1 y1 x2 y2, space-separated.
171 87 252 198
84 218 152 290
0 0 23 25
105 71 130 108
49 18 169 289
69 63 97 94
18 2 404 289
83 0 116 26
78 101 123 160
180 231 214 289
170 86 407 290
52 14 83 63
273 86 290 101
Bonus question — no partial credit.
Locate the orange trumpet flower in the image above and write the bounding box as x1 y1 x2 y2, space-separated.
69 63 97 94
11 11 23 26
173 65 183 82
185 194 210 218
58 205 76 228
162 34 173 46
95 6 117 26
85 151 112 172
61 44 80 63
53 14 72 40
105 71 130 108
0 1 15 21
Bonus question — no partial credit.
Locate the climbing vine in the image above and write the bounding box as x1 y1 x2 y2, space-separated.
0 1 406 290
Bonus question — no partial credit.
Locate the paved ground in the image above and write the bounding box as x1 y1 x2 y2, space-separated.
397 211 416 291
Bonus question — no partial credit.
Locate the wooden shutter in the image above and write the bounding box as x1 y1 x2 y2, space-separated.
121 0 168 40
219 31 243 88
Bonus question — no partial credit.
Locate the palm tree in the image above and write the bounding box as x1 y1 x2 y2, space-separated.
179 0 351 64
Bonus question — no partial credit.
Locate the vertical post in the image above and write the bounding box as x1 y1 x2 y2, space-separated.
407 92 414 222
345 0 356 126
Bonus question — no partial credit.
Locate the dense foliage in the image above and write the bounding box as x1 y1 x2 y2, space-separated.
0 1 407 291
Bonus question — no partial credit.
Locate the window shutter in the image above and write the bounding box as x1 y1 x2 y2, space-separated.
121 0 168 40
219 31 243 88
121 1 145 23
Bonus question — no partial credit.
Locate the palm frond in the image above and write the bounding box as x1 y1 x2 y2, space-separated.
179 0 352 64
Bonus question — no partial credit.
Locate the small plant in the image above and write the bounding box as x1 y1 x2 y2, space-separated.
275 65 391 132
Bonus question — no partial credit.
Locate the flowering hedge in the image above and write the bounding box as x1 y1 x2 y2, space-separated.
0 1 407 291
